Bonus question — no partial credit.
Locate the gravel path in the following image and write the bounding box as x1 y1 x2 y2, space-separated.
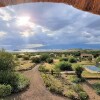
2 65 67 100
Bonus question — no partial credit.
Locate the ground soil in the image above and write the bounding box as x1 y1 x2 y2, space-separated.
81 80 100 100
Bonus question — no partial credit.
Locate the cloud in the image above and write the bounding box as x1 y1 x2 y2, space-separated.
0 31 7 38
0 3 100 50
0 9 12 21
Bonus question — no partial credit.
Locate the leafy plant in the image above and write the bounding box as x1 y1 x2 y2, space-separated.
74 65 83 78
0 84 12 97
40 54 49 62
0 51 15 71
78 92 89 100
56 61 72 71
0 71 29 93
32 57 41 63
46 58 53 64
69 57 77 63
92 83 100 95
59 57 68 61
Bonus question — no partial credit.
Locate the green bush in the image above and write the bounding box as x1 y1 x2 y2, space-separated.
73 84 89 100
74 65 83 78
42 73 63 95
56 61 72 71
46 58 53 64
60 57 68 61
40 54 49 62
0 84 12 97
70 76 85 83
63 90 78 100
32 57 41 63
69 57 77 63
16 54 23 58
0 51 15 71
92 83 100 95
96 57 100 63
79 92 89 100
0 72 29 93
73 84 83 92
39 66 49 72
23 55 30 60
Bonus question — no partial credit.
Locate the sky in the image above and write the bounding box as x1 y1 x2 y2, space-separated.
0 2 100 50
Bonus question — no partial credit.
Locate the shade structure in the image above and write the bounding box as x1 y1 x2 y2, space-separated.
0 0 100 15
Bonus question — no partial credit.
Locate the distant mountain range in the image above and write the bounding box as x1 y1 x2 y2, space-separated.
3 44 100 51
36 44 100 50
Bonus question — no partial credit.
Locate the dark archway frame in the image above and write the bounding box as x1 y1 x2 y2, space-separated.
0 0 100 15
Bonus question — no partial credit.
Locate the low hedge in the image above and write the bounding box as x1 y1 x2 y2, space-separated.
0 84 12 97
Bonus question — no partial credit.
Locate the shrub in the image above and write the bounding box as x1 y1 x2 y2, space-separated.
39 66 49 72
63 90 78 100
96 57 100 63
40 54 49 62
46 58 53 64
69 57 77 63
0 51 15 71
32 57 41 63
60 57 68 61
0 72 29 93
73 84 83 92
73 84 89 100
23 55 30 60
16 54 23 58
42 73 63 95
92 83 100 95
74 65 83 78
56 61 72 71
0 84 12 97
70 76 85 83
78 92 89 100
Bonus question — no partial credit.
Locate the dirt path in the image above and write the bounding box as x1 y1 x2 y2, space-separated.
81 82 100 100
2 65 67 100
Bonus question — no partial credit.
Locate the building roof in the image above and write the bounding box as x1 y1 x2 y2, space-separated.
81 53 93 57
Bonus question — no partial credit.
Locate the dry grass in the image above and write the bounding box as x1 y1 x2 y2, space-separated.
82 71 100 77
16 59 35 71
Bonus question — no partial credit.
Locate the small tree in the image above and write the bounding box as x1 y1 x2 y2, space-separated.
69 57 77 63
0 50 15 71
96 57 100 63
40 54 49 62
32 57 41 63
56 61 72 71
75 65 83 78
46 58 53 64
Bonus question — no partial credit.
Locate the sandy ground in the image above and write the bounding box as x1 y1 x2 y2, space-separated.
2 65 67 100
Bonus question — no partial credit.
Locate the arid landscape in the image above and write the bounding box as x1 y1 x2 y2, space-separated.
0 0 100 100
0 50 100 100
